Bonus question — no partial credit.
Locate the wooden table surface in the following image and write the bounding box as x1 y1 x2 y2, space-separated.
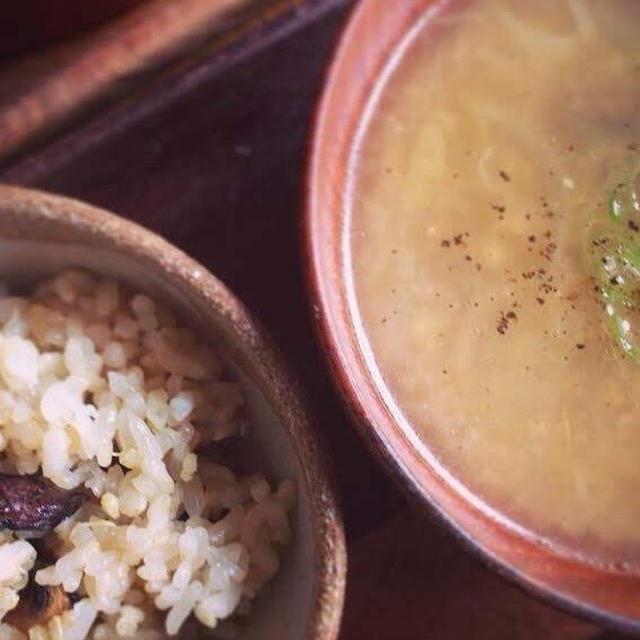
0 1 627 638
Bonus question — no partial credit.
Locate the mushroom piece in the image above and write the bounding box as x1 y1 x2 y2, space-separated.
4 582 72 632
0 473 87 532
0 474 86 630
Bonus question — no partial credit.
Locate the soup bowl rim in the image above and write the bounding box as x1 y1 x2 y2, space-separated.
304 0 640 633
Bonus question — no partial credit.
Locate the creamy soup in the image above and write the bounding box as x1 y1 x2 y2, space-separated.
349 0 640 566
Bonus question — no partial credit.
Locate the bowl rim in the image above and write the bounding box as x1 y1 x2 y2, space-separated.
0 183 347 640
303 0 640 633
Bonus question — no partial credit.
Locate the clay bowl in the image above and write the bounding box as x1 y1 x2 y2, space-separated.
0 184 346 640
305 0 640 633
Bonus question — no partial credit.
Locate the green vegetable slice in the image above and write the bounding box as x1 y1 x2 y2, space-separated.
586 221 640 361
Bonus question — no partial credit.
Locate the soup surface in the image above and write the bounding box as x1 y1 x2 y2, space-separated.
350 0 640 565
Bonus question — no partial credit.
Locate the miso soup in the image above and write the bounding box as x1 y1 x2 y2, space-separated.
349 0 640 566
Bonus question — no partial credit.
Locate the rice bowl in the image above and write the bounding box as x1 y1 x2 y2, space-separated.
0 184 345 640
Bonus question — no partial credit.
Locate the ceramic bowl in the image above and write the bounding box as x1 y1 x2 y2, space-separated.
0 184 346 640
305 0 640 632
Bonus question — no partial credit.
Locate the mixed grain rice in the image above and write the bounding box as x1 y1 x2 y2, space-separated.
0 270 293 640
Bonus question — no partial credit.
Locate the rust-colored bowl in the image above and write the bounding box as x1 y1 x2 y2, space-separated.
305 0 640 633
0 184 346 640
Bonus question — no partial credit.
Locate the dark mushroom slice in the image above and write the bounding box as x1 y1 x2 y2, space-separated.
4 582 71 632
0 474 87 531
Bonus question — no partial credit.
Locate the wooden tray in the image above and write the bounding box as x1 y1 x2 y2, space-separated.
0 0 313 164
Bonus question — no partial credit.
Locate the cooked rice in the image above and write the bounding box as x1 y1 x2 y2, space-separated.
0 270 294 640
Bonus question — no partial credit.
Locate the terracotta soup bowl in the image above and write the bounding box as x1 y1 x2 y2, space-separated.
305 0 640 632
